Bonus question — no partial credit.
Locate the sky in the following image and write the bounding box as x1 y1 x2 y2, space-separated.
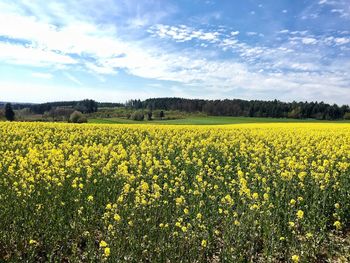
0 0 349 105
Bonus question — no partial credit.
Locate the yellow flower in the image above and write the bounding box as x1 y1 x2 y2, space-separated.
335 203 340 209
29 239 37 245
140 181 149 192
263 193 269 200
201 239 207 248
104 247 110 257
290 199 296 205
87 195 94 202
334 220 341 230
288 221 295 228
175 196 184 206
114 214 121 222
291 255 299 262
196 213 202 220
224 194 234 204
100 240 107 248
306 232 313 239
296 210 304 220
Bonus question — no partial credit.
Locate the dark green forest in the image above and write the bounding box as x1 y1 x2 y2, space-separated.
127 98 350 120
1 97 350 120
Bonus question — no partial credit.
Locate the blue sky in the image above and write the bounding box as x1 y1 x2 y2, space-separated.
0 0 349 104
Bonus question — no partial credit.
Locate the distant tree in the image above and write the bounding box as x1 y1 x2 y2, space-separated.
46 107 75 121
69 111 87 123
141 97 347 120
16 97 350 121
75 103 88 114
159 110 164 120
147 111 152 121
344 112 350 120
0 108 5 119
5 103 15 121
126 99 143 109
75 99 98 113
287 107 302 119
131 111 144 121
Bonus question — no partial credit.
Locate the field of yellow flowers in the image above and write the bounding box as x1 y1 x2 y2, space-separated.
0 122 350 262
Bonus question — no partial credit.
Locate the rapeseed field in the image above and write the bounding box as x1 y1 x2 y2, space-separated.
0 122 349 262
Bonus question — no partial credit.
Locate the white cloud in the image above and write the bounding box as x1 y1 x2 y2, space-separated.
0 1 349 105
0 42 76 67
279 29 289 34
301 37 318 45
331 8 349 18
0 80 163 103
63 72 83 86
246 32 258 36
149 24 220 43
334 37 350 45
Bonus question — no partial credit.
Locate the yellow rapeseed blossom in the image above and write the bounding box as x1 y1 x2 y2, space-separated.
306 232 313 239
1 122 349 262
252 192 259 200
29 239 37 245
100 240 107 248
114 214 121 222
296 210 304 220
288 221 295 228
104 247 110 257
291 255 300 262
334 221 341 230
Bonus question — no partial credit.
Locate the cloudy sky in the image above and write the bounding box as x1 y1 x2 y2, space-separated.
0 0 349 104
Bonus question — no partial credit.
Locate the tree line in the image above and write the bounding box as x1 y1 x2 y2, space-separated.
29 99 99 114
2 97 350 121
127 98 350 120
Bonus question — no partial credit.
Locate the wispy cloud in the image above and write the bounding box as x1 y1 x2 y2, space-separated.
0 42 77 67
0 0 349 104
148 24 222 43
63 72 83 86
